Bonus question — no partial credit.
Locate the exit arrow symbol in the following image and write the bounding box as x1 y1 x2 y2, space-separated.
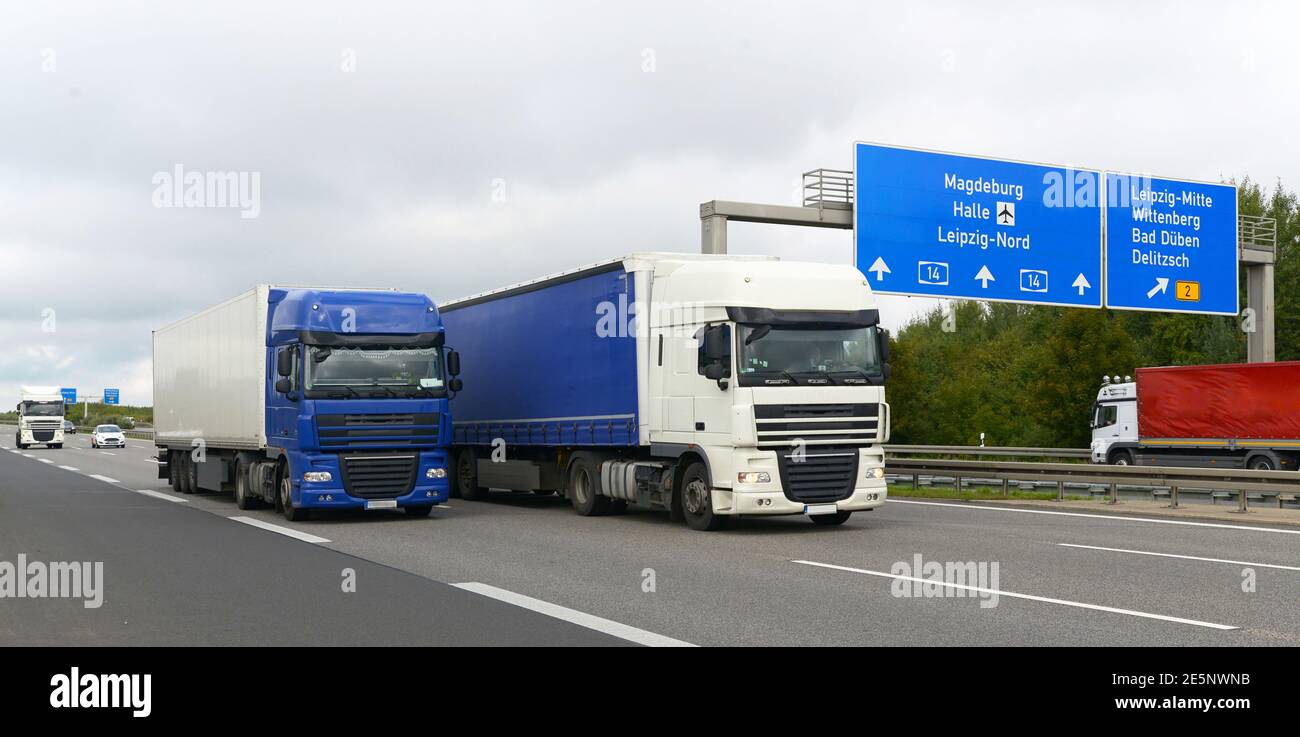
974 265 995 288
1146 277 1169 299
867 257 891 282
1072 273 1091 295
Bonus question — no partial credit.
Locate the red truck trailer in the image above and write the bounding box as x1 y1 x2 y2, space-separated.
1089 362 1300 470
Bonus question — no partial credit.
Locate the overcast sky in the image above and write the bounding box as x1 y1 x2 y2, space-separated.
1 1 1295 406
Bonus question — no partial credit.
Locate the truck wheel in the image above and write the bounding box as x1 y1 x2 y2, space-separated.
455 450 491 501
567 456 610 516
1248 455 1276 471
179 455 196 494
279 466 310 521
681 462 726 531
234 458 258 509
1108 449 1134 466
51 443 62 449
168 451 180 491
404 505 433 517
811 511 852 526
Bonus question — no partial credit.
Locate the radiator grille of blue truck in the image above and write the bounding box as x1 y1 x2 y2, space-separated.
317 413 439 449
339 453 418 498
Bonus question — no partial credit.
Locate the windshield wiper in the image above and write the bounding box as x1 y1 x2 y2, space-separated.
746 369 798 385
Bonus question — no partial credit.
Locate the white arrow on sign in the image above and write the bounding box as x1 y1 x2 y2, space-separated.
1146 277 1169 299
1072 273 1091 295
974 265 995 288
867 257 891 282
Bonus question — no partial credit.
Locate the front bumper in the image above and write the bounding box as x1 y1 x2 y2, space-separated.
714 447 889 517
19 428 64 445
290 450 451 510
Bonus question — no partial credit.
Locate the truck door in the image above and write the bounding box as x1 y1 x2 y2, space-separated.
692 324 733 447
268 345 301 450
659 330 696 443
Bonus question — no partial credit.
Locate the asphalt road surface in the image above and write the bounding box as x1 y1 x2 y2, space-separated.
3 431 1299 646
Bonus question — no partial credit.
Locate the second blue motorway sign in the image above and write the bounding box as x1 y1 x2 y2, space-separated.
854 142 1103 308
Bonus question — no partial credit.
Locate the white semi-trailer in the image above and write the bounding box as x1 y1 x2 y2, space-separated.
441 253 891 530
15 386 65 449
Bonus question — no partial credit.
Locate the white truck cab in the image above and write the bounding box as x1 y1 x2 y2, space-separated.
1089 378 1137 464
16 385 66 449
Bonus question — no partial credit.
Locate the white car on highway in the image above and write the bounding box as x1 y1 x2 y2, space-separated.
90 424 126 449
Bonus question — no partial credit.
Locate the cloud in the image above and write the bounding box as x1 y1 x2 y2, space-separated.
0 1 1294 404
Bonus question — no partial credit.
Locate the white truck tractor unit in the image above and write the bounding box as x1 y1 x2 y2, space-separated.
16 386 66 449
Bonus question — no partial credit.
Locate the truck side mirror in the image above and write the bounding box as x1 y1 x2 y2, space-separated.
447 349 461 377
881 362 891 382
703 363 726 381
703 326 728 361
448 378 463 393
277 349 294 377
275 378 293 394
878 328 891 363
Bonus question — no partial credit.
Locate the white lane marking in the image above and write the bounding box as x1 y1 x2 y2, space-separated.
452 582 696 647
99 451 116 456
1058 543 1300 572
888 498 1300 536
38 458 53 464
791 559 1238 631
58 465 79 471
87 474 120 484
228 516 331 544
435 504 451 509
0 445 9 450
144 459 161 464
134 489 189 503
22 453 35 458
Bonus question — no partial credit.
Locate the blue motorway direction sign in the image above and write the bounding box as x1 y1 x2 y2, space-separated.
103 388 120 405
60 388 76 405
1104 173 1238 315
854 143 1103 307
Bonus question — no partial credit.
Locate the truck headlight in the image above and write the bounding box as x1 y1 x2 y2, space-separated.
426 467 447 479
303 471 332 483
737 472 770 484
870 467 885 479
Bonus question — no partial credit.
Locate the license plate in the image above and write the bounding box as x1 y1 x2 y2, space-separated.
365 499 398 510
804 503 838 516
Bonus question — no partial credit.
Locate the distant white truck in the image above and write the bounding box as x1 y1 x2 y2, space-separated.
16 386 65 449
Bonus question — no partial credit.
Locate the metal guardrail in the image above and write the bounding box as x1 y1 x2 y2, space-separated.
886 457 1300 511
885 444 1090 459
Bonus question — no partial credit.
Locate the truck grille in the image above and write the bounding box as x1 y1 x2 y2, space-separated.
318 413 439 449
339 453 418 499
754 403 879 448
775 446 859 504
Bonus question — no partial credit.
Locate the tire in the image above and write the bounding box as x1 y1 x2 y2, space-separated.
680 462 726 531
1249 455 1276 471
455 450 491 501
404 505 433 517
234 457 258 510
567 455 610 516
1108 449 1134 466
51 443 62 449
810 511 853 526
90 439 97 448
168 452 180 491
279 465 309 521
179 454 196 494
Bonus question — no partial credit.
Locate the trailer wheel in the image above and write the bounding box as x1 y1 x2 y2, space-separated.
279 464 310 521
1248 455 1276 471
168 452 180 491
567 455 610 516
681 462 726 531
179 454 196 494
234 457 258 509
1108 449 1134 466
455 450 491 501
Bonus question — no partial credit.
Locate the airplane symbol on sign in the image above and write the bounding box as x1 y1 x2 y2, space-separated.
996 202 1015 226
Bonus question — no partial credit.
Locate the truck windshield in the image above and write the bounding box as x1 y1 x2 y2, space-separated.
21 401 63 416
304 346 444 397
737 325 883 386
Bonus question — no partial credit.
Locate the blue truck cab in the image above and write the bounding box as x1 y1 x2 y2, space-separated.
154 285 462 521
